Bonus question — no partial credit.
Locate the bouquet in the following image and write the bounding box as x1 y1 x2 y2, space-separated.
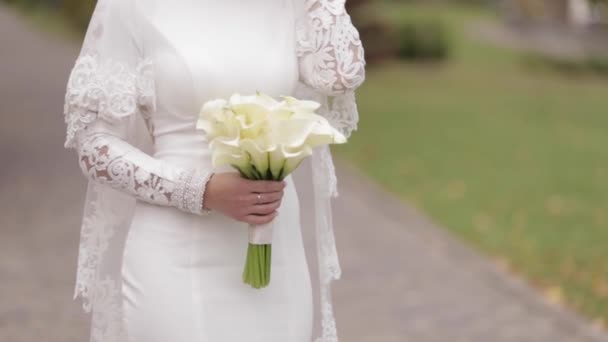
196 91 346 288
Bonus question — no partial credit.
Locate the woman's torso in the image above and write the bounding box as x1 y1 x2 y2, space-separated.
137 0 299 169
121 4 312 340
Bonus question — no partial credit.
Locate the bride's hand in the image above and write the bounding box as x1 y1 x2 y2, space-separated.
202 172 286 225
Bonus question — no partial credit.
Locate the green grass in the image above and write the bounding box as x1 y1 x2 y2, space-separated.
336 2 608 325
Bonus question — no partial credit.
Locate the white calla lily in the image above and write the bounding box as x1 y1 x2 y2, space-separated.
210 139 255 178
240 139 270 179
197 91 347 181
268 144 313 179
196 98 240 140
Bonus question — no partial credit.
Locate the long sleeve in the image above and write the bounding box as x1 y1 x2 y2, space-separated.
63 0 212 216
73 118 212 216
296 0 366 96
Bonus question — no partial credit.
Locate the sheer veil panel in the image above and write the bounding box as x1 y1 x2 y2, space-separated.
63 0 366 341
64 0 210 340
293 0 365 340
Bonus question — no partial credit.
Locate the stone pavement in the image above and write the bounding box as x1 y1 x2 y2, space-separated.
1 4 607 342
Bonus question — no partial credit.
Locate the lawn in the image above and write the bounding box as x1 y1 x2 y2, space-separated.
336 2 608 325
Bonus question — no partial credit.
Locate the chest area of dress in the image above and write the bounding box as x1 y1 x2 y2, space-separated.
142 0 300 118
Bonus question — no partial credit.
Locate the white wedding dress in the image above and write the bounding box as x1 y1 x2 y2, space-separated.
63 0 365 341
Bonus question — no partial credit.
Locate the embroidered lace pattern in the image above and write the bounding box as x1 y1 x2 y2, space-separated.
73 186 128 342
76 132 212 215
296 0 366 97
64 55 156 149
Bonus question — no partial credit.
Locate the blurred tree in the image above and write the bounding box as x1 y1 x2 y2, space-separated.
347 0 451 62
60 0 95 31
347 0 399 63
398 19 449 60
502 0 595 27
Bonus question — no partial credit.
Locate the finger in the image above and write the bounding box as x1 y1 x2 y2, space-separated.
247 200 281 215
247 179 286 193
247 191 283 205
244 212 278 225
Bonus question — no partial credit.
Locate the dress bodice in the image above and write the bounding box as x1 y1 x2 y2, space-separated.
140 0 299 167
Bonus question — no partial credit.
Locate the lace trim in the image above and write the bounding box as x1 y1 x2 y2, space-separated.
311 146 342 342
64 54 156 149
296 0 366 96
172 169 213 215
73 183 129 342
191 170 213 215
74 185 119 311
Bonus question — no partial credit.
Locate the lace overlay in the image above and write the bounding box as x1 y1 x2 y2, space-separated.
296 0 366 96
72 181 132 342
73 186 120 313
89 277 127 342
64 55 156 149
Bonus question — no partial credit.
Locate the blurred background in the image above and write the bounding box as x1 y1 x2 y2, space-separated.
1 0 607 341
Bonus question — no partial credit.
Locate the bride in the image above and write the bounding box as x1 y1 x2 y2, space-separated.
63 0 365 341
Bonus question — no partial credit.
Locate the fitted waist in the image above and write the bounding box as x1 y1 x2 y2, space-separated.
153 132 213 170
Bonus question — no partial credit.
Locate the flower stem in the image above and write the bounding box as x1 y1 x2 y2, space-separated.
242 243 271 289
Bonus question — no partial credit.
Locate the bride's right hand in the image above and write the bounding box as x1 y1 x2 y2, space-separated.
202 172 286 225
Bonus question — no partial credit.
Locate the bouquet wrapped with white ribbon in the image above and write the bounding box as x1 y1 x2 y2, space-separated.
196 91 346 288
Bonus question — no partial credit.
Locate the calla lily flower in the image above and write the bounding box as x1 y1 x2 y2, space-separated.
197 91 346 181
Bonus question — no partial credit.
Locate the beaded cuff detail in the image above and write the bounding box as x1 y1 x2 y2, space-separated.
173 169 213 216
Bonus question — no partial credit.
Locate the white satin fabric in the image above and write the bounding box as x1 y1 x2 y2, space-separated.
123 177 312 341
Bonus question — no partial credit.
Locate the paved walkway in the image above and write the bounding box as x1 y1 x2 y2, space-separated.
1 5 607 342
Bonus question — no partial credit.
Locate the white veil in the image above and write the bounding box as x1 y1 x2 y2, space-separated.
65 0 362 341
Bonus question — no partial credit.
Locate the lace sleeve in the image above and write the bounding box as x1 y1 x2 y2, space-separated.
64 55 212 216
296 0 366 96
74 121 212 215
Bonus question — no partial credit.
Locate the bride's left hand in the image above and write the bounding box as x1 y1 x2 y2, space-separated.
202 172 286 225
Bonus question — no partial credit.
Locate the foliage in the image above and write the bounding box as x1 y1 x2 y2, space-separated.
336 1 608 327
60 0 94 31
349 0 452 62
1 0 94 31
348 2 399 62
398 19 450 60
